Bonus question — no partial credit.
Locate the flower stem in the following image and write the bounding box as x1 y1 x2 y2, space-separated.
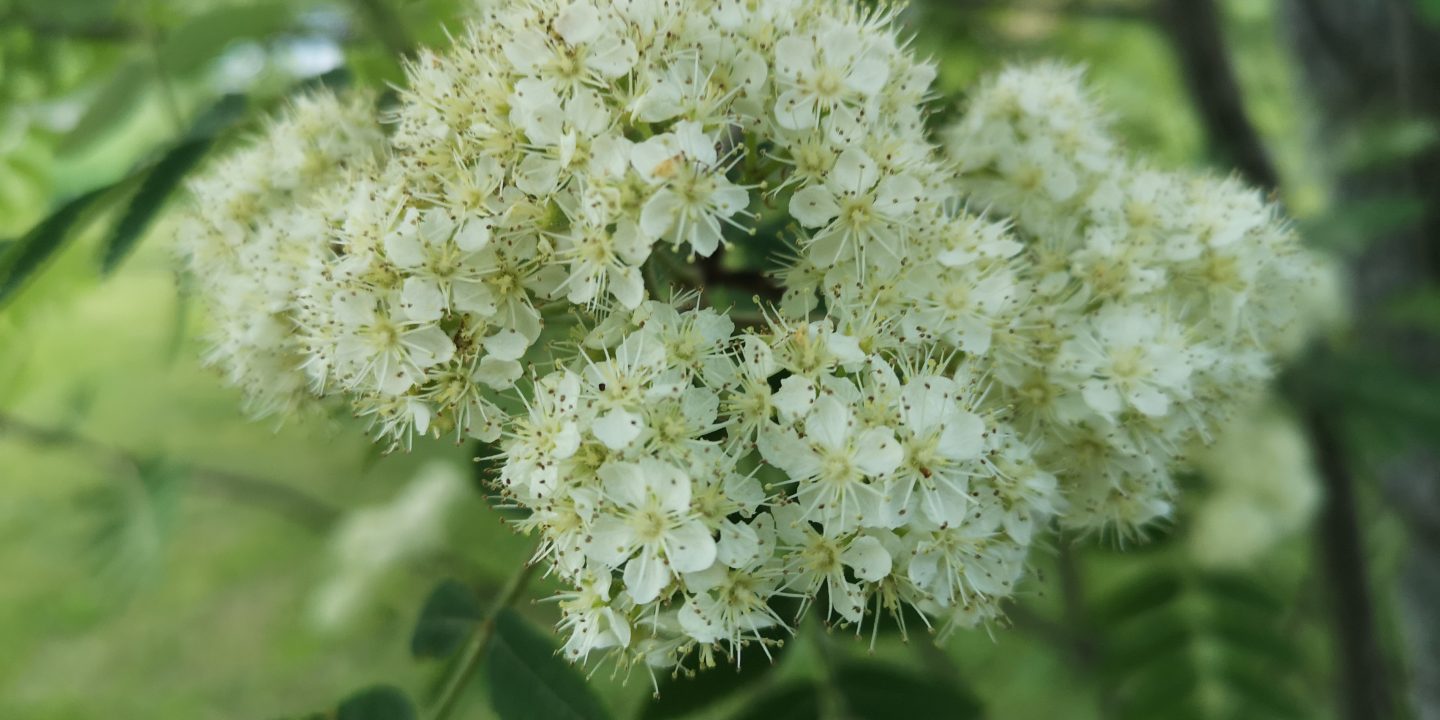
427 558 540 720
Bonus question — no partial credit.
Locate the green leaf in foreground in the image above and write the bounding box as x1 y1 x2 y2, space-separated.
0 185 115 306
485 608 610 720
336 685 417 720
411 579 485 659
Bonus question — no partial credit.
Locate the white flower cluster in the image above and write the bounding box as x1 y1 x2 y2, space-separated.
177 89 384 418
178 0 1332 675
942 64 1332 534
1187 402 1321 569
499 301 1058 666
312 462 469 630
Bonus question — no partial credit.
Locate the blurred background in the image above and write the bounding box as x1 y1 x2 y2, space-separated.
1 0 1437 718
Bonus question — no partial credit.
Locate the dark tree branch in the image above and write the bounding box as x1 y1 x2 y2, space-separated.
1307 409 1397 720
1157 0 1281 190
1158 2 1397 717
0 412 342 532
1283 1 1440 717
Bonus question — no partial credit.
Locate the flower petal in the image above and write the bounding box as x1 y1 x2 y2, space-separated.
789 185 840 227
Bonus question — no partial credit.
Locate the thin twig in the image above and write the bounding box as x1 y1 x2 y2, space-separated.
428 559 540 720
0 411 342 532
1055 539 1097 667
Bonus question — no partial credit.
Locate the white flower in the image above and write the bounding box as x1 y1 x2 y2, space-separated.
587 460 718 604
789 147 921 268
558 217 650 309
383 208 501 321
907 521 1026 608
678 514 786 649
633 122 751 256
773 22 890 130
774 504 894 623
883 375 988 529
559 571 633 663
504 1 636 88
1058 305 1193 421
331 290 456 395
758 393 902 533
185 1 1332 670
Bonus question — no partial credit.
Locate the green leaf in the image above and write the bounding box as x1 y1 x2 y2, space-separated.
1337 117 1440 171
61 61 152 155
101 93 247 273
641 651 783 720
1095 570 1313 720
834 662 982 720
336 685 417 720
1383 285 1440 334
1092 571 1182 626
186 93 250 141
80 457 186 595
12 0 120 25
1297 196 1426 255
486 608 610 720
1423 0 1440 26
101 138 212 273
157 4 296 75
732 682 820 720
0 184 115 307
411 579 484 660
1300 351 1440 440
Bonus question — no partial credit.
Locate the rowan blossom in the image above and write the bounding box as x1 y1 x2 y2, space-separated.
180 0 1335 676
